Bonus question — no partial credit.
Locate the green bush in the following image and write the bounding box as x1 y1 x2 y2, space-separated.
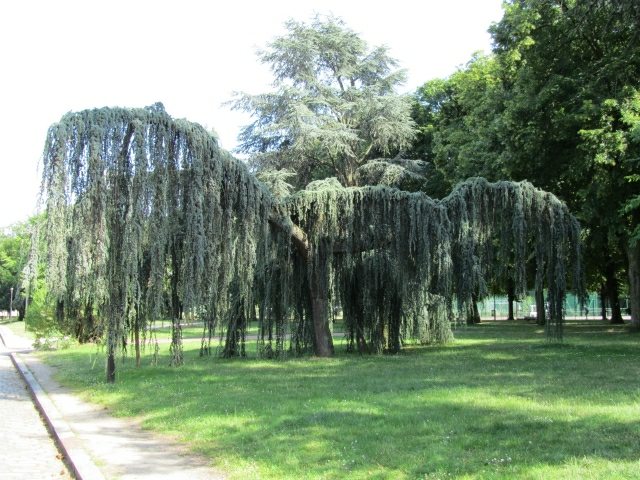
24 285 71 349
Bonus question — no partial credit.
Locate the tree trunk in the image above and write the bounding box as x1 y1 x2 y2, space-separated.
507 279 516 320
466 293 481 325
107 344 116 383
309 257 334 356
627 240 640 331
169 242 184 365
600 283 608 321
605 262 624 324
76 301 96 344
169 287 184 365
311 296 334 356
170 318 183 365
106 293 124 383
535 288 546 326
388 295 402 353
278 215 335 357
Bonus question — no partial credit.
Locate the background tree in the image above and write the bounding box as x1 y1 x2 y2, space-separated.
0 224 28 316
411 0 640 327
492 0 640 327
232 15 416 188
411 53 506 189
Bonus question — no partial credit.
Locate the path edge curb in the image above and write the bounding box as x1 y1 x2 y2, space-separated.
0 328 105 480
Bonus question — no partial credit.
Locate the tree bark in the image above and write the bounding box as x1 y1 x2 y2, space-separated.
169 243 184 365
76 301 96 344
170 317 183 364
507 279 516 320
466 293 481 325
535 288 546 326
309 257 334 356
600 283 608 321
107 344 116 383
388 294 402 353
627 240 640 331
270 212 335 356
605 261 624 324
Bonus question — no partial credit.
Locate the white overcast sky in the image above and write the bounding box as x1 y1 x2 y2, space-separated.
0 0 504 228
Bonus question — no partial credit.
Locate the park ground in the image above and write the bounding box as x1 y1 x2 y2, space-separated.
6 318 640 480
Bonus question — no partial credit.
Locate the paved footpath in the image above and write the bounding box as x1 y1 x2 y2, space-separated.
0 325 225 479
0 333 71 479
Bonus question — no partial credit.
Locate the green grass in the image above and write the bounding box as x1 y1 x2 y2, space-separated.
40 320 640 479
150 319 347 340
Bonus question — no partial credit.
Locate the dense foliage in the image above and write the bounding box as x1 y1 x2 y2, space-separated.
0 225 28 313
231 15 415 188
0 217 47 324
41 104 282 379
40 104 582 381
411 0 640 328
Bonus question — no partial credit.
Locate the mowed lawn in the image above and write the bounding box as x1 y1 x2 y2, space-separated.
37 320 640 479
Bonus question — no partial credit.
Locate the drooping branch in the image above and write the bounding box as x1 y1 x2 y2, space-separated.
41 104 282 378
40 105 584 379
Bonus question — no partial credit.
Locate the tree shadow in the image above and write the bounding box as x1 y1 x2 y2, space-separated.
44 321 640 478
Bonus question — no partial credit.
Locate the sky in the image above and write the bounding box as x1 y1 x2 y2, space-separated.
0 0 504 229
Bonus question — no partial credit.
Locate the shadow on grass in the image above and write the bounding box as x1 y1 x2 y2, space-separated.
44 319 640 479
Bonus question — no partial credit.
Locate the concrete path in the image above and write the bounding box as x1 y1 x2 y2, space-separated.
0 324 225 479
0 331 71 479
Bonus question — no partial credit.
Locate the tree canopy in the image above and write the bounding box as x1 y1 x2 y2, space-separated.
231 15 416 188
40 104 583 382
0 225 27 313
411 0 640 328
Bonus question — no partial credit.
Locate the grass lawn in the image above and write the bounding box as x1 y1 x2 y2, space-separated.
38 320 639 479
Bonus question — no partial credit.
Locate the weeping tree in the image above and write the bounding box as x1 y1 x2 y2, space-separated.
444 178 584 340
40 104 583 382
41 104 283 381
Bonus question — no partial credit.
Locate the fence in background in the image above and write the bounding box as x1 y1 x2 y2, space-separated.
476 292 629 319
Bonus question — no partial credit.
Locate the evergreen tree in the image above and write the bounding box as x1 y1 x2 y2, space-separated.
40 104 583 382
231 15 416 188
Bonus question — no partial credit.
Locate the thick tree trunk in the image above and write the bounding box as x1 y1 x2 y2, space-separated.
311 297 334 356
275 214 335 357
605 262 624 324
169 289 183 365
535 288 546 326
106 295 123 383
507 279 516 320
309 258 334 357
388 295 402 353
627 240 640 331
466 293 481 325
76 301 96 344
